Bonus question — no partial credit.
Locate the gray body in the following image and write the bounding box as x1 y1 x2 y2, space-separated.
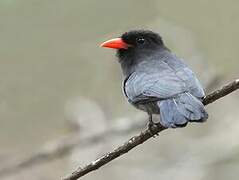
121 48 208 128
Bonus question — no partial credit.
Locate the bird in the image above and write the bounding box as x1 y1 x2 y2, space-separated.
100 30 208 130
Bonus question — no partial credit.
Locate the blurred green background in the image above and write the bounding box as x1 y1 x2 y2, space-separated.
0 1 239 180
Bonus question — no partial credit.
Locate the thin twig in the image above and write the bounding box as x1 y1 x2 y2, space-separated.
63 79 239 180
0 116 145 177
0 76 221 177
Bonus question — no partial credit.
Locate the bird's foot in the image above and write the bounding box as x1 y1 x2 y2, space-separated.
147 121 160 137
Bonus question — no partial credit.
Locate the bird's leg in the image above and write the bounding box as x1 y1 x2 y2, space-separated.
148 113 154 128
147 113 159 137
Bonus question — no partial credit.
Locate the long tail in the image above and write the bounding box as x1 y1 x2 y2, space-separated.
158 92 208 128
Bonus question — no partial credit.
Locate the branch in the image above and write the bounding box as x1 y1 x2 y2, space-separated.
0 115 145 177
0 75 220 178
63 79 239 180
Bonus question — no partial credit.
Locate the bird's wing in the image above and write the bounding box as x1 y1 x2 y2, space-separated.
124 59 205 103
175 65 205 98
124 71 185 103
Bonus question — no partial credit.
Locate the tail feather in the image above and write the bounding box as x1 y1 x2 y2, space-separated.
158 93 208 128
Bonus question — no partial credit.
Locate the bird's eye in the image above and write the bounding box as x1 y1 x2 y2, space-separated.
136 37 145 44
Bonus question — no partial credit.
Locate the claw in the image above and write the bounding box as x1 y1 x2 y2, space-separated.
148 122 159 137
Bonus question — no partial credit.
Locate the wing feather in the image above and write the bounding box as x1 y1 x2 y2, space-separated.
124 56 205 103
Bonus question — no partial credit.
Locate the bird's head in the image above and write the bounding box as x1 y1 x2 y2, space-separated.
100 30 165 61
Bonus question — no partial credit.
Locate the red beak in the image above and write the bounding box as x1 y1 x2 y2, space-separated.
100 38 129 49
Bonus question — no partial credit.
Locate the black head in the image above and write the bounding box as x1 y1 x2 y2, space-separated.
100 30 166 75
101 30 165 56
121 30 164 48
117 30 164 61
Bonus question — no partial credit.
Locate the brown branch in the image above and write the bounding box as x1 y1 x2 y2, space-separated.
63 79 239 180
0 115 145 178
0 76 220 178
202 79 239 105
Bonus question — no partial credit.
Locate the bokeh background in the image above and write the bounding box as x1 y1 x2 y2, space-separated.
0 0 239 180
